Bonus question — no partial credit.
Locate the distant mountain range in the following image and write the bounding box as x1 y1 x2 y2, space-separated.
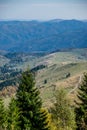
0 19 87 52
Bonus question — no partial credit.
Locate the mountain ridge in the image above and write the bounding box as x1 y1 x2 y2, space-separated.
0 19 87 52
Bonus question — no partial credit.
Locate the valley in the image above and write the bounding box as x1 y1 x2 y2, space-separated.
0 19 87 108
0 48 87 107
0 0 87 128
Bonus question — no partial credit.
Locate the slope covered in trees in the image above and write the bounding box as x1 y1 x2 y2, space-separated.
0 20 87 52
0 70 49 130
1 70 87 129
0 69 77 130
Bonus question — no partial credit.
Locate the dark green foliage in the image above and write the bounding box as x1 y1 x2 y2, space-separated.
16 70 49 130
31 64 46 73
75 73 87 129
44 79 47 84
65 72 70 78
7 98 20 130
0 78 18 90
0 64 22 90
0 98 5 129
0 98 8 130
51 89 76 130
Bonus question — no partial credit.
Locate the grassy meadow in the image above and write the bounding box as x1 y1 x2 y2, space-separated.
0 48 87 107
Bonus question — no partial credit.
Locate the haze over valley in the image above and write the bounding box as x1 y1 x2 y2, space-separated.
0 19 87 106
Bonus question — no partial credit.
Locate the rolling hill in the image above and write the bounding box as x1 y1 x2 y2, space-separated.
0 48 87 106
0 19 87 107
0 19 87 52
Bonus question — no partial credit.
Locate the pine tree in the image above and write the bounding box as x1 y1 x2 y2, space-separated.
0 98 5 130
75 73 87 129
51 89 76 130
0 98 8 130
7 97 20 130
16 70 49 130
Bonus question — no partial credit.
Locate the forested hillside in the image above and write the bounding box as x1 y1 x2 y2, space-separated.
0 20 87 52
0 19 87 129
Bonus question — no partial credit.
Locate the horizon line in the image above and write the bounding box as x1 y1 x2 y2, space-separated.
0 18 87 22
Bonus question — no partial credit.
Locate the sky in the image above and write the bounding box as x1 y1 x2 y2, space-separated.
0 0 87 20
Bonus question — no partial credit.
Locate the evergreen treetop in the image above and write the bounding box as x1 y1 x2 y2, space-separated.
75 73 87 130
16 70 49 130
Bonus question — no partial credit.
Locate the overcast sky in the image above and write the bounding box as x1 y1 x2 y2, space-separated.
0 0 87 20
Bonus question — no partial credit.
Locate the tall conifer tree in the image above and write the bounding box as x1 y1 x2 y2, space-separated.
7 98 20 130
16 70 49 130
75 73 87 129
0 98 8 130
0 98 5 129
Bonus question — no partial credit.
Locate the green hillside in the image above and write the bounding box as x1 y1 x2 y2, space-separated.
0 48 87 107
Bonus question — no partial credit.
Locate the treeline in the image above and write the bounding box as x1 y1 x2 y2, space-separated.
0 64 46 90
0 66 22 90
0 70 87 130
31 64 47 73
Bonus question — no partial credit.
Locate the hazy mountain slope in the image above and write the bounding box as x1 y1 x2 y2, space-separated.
0 20 87 52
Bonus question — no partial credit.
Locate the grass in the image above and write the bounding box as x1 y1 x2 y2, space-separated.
36 62 87 86
1 48 87 107
35 48 87 107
